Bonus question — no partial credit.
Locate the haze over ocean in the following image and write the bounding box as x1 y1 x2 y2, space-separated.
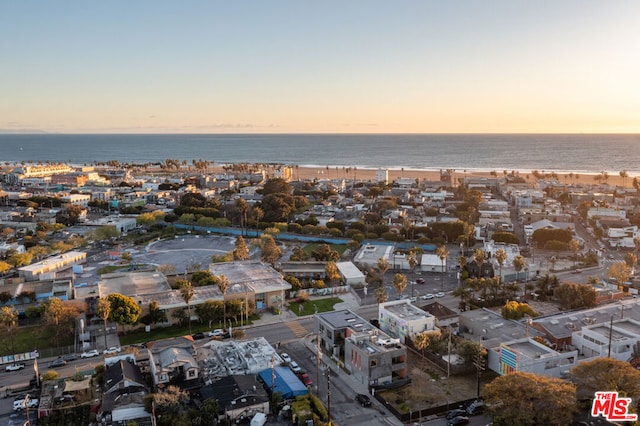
1 133 639 175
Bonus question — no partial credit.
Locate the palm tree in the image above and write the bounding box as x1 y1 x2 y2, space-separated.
436 245 449 289
494 249 507 283
406 251 418 295
452 285 472 311
96 298 111 350
513 255 525 282
0 305 18 355
180 280 195 334
620 170 628 187
457 256 467 272
216 275 230 326
377 257 390 285
374 285 388 304
392 273 407 298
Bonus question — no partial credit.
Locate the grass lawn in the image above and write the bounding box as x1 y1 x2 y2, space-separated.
289 297 343 317
302 243 347 256
0 324 71 357
119 316 255 346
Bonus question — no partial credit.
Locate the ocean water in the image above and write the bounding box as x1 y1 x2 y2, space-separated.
1 133 639 175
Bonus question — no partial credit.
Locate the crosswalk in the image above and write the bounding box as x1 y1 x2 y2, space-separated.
286 321 309 338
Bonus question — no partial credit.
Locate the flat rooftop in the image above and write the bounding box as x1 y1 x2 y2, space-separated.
318 309 371 330
383 301 434 322
99 271 172 298
209 261 291 293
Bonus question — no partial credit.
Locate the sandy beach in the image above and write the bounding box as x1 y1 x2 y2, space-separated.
209 165 632 188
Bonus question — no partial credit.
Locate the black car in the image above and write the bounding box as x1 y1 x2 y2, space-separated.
447 416 469 426
446 408 467 420
191 332 206 340
355 393 372 407
50 358 67 368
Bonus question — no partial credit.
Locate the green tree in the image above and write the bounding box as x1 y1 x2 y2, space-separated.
192 398 219 425
179 280 195 334
260 235 282 266
232 236 250 261
96 298 111 349
501 300 538 320
195 300 223 329
570 358 640 404
148 301 168 326
0 305 18 355
536 273 559 299
324 261 341 285
0 260 11 275
311 244 340 262
289 246 310 261
107 293 142 334
484 372 577 426
553 282 597 310
608 262 632 285
43 297 81 346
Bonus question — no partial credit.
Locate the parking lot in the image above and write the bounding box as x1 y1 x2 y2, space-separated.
134 234 241 273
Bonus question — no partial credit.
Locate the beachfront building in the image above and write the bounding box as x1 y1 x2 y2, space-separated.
375 169 388 184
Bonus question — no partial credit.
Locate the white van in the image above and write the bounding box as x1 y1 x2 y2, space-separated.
250 412 267 426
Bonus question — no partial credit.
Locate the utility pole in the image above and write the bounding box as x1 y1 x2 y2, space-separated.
608 315 614 358
473 339 486 399
327 368 332 426
316 334 321 393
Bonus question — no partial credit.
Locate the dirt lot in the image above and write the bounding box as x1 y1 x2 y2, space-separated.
378 351 497 415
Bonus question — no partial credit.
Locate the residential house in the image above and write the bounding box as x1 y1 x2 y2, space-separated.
147 337 200 391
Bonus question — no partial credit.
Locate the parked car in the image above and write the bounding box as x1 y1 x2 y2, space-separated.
191 333 205 340
13 395 27 411
446 408 467 420
416 278 425 284
103 346 122 355
422 294 435 300
355 393 372 407
50 358 67 368
27 397 39 409
81 349 100 358
63 353 78 362
207 329 224 337
435 292 445 298
447 416 469 426
466 399 484 415
289 361 302 373
281 353 291 363
297 372 313 386
409 296 417 303
5 363 25 372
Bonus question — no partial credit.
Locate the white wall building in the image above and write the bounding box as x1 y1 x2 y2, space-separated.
379 299 437 343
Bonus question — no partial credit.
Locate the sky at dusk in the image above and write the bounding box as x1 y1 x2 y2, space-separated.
1 1 639 134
